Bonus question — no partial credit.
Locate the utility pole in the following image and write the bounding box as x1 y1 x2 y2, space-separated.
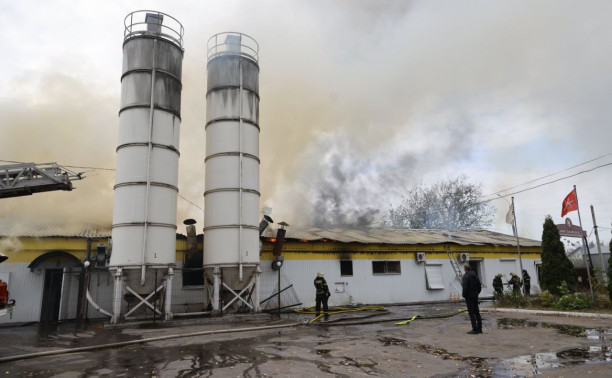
574 185 595 302
511 197 524 285
591 205 607 283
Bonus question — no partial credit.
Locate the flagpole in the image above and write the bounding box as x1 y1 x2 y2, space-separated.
574 185 595 302
511 197 524 288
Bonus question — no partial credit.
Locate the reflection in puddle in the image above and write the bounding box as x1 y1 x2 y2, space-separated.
380 322 612 377
493 346 611 377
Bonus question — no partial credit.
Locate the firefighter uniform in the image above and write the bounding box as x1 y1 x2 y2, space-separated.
509 272 522 294
314 272 330 317
522 270 531 296
492 274 504 294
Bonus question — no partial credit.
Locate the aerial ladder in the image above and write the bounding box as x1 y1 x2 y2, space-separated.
0 162 83 199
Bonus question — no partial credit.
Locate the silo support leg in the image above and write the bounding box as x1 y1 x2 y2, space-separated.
111 268 123 324
212 267 221 315
254 266 261 312
164 267 174 320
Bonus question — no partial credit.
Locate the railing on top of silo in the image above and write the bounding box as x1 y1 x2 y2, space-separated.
124 10 184 48
207 32 259 64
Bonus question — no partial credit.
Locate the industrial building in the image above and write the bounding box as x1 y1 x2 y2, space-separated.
0 220 541 325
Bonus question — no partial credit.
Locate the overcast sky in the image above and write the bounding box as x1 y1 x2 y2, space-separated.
1 0 611 244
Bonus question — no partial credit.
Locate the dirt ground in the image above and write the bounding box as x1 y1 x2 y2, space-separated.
0 304 610 377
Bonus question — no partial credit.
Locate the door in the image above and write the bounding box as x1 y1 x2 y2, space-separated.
40 269 63 322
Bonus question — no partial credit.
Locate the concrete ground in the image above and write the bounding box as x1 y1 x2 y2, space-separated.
0 303 610 377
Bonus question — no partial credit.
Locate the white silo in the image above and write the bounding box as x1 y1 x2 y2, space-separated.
110 11 184 323
204 33 261 313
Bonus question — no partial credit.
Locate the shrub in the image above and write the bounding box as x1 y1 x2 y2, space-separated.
540 290 556 307
494 289 528 308
555 293 590 311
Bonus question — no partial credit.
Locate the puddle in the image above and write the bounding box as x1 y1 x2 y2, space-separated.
492 346 611 376
495 318 612 338
380 322 612 378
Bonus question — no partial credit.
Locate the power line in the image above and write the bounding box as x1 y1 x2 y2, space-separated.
479 161 612 204
482 151 612 199
178 193 203 211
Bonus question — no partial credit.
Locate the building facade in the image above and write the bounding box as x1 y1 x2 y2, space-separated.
1 223 541 324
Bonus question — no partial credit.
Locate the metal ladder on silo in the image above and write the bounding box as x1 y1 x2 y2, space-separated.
445 245 464 296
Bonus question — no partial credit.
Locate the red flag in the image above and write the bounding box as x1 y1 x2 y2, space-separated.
561 189 578 217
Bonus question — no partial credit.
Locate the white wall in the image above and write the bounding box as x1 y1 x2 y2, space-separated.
260 257 541 308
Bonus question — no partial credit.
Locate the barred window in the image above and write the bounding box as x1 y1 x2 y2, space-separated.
372 260 401 274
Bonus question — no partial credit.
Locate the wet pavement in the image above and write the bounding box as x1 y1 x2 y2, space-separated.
0 303 611 377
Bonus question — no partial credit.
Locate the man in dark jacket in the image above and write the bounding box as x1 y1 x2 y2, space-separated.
522 269 531 296
314 271 330 318
462 265 482 334
492 273 504 295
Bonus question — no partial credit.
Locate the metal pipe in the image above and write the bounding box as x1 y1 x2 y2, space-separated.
86 289 113 318
511 197 524 288
238 58 243 283
141 39 158 286
574 185 595 302
590 205 606 282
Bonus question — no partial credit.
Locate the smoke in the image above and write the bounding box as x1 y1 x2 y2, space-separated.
1 1 611 240
0 236 22 254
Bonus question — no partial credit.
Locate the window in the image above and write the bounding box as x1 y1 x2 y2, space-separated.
340 260 353 276
372 261 401 274
424 264 445 290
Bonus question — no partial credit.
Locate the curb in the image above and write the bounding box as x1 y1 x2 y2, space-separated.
483 307 612 319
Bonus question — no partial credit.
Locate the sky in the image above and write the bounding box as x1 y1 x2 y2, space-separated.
0 0 611 245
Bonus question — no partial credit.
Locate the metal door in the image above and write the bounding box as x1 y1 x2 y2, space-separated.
40 269 63 322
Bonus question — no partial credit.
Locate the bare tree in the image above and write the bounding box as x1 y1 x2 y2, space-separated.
385 176 494 230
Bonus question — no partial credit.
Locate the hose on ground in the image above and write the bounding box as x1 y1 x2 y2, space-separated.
295 305 388 323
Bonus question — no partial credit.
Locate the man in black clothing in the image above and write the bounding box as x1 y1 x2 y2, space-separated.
462 265 482 334
314 271 330 318
492 273 504 295
522 269 531 296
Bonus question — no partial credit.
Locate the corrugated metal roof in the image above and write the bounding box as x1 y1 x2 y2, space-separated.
262 226 541 247
0 218 111 238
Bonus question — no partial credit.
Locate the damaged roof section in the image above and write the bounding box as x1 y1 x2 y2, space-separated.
262 226 541 247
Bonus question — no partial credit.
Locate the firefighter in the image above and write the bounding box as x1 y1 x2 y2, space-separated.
314 271 330 318
522 269 531 296
492 273 504 295
509 272 522 294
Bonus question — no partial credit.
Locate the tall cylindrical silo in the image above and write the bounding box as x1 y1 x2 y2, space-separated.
204 33 260 311
110 11 184 286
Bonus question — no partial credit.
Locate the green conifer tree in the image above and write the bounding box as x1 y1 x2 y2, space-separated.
540 216 578 295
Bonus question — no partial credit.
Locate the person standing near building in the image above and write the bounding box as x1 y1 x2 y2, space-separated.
314 271 330 319
509 272 522 295
522 269 531 296
462 265 482 334
492 273 504 295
